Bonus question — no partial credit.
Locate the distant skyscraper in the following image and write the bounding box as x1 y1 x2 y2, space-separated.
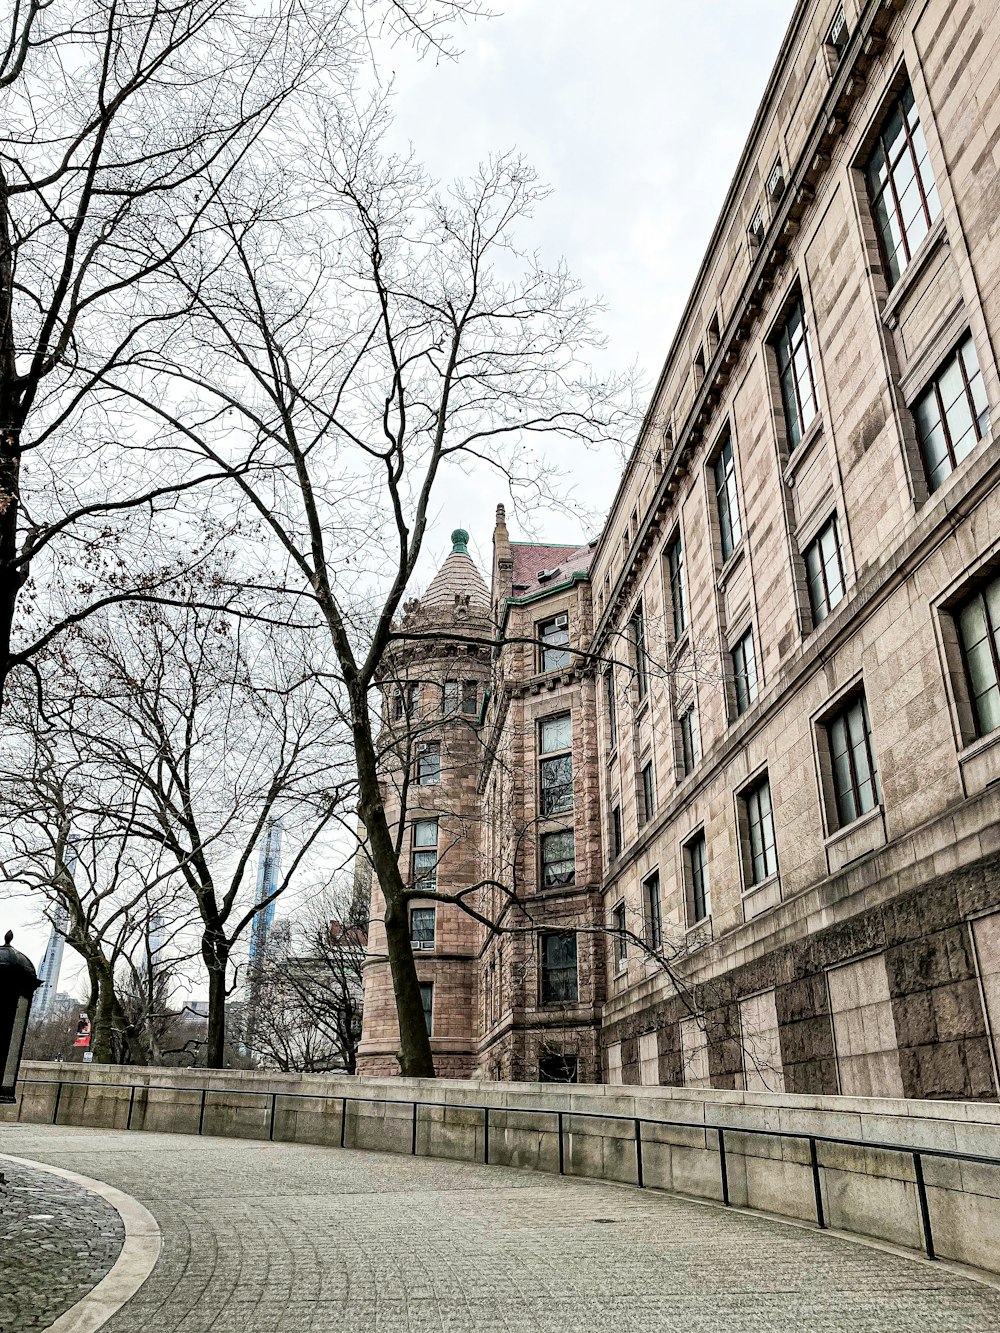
249 819 283 965
36 901 68 1016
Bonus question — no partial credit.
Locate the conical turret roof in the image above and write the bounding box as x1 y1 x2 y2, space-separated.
420 529 490 617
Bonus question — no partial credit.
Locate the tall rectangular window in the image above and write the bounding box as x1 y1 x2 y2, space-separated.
410 906 436 950
805 516 846 625
713 436 743 561
540 931 578 1004
611 804 622 859
411 818 439 891
611 900 627 972
773 295 819 448
394 683 419 720
666 534 687 640
731 627 759 716
442 679 459 714
540 830 575 887
680 704 700 776
643 871 663 951
420 982 433 1034
743 777 778 885
639 759 655 825
865 82 941 288
957 572 1000 738
539 614 570 672
539 713 573 816
826 693 882 829
913 333 990 493
630 604 648 699
686 832 710 923
605 669 618 751
415 742 441 786
461 680 478 715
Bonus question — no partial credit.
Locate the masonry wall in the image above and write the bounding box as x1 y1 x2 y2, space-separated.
591 0 1000 1100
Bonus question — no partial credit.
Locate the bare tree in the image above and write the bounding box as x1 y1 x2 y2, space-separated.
250 881 367 1074
0 0 484 705
114 95 636 1074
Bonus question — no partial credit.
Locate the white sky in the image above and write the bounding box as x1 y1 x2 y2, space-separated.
4 0 795 993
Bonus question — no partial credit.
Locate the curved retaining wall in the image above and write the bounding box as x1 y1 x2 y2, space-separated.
5 1061 1000 1275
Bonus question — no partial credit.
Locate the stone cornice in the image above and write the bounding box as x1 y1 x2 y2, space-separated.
593 0 906 646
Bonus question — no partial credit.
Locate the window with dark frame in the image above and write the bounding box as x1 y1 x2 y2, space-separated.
666 534 687 641
539 713 573 816
773 295 819 449
956 571 1000 739
713 436 743 562
419 981 433 1034
411 818 439 891
767 157 785 200
539 1052 578 1083
540 830 575 888
461 679 478 715
748 205 765 252
913 333 991 493
680 704 700 776
643 871 663 951
825 693 882 829
804 516 846 626
630 603 649 699
865 81 942 288
731 627 759 716
410 906 436 950
539 613 571 672
743 776 778 885
415 742 441 786
540 931 579 1004
686 831 710 924
605 669 618 751
827 6 848 58
611 900 628 972
611 804 622 859
394 682 419 720
640 759 655 826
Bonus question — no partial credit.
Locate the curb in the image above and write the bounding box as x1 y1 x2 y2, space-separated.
1 1152 161 1333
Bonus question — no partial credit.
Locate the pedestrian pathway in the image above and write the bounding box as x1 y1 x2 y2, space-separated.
4 1123 1000 1332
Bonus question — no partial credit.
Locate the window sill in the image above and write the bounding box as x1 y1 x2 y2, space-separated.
781 414 825 489
880 214 948 329
958 728 1000 798
716 540 746 591
824 804 886 874
741 873 781 922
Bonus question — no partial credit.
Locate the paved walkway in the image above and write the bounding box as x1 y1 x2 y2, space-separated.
4 1124 1000 1332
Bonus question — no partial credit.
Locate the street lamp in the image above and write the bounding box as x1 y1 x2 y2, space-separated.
0 931 41 1104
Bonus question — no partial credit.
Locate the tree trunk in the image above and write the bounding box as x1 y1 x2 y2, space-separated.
203 942 229 1067
0 167 24 704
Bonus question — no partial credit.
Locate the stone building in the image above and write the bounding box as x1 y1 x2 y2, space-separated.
359 0 1000 1098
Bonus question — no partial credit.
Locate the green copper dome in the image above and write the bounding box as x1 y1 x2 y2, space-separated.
451 528 469 555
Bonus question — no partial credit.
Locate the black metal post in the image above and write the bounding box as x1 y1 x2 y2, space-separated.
198 1087 207 1136
268 1092 277 1142
340 1097 348 1149
411 1101 418 1155
52 1081 62 1126
126 1084 136 1132
913 1152 936 1260
634 1118 644 1188
557 1111 565 1175
717 1126 730 1206
809 1136 826 1228
483 1106 490 1166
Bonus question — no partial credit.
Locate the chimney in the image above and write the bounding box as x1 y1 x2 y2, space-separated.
492 503 514 620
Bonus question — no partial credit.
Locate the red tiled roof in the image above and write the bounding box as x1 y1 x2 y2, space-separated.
510 541 594 597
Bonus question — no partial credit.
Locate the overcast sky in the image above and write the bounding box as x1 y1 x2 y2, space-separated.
385 0 797 573
9 0 796 986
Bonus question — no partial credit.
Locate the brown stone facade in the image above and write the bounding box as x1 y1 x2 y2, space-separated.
360 0 1000 1099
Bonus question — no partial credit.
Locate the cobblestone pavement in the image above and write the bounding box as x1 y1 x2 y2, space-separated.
0 1154 124 1331
4 1124 1000 1333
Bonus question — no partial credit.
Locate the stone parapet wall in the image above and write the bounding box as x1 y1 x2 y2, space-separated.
7 1062 1000 1277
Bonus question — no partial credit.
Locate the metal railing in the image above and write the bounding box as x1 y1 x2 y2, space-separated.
15 1075 1000 1264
